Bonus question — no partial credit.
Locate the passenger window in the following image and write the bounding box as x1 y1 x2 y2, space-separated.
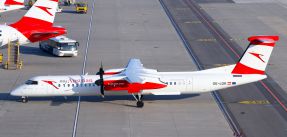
76 84 79 87
67 84 70 87
170 82 172 85
174 82 176 85
89 83 92 87
58 84 61 87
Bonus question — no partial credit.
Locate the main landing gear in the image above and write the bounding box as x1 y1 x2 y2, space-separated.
132 93 144 108
21 96 28 103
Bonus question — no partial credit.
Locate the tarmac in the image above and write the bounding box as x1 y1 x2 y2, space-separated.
0 0 233 137
160 0 287 137
201 0 287 95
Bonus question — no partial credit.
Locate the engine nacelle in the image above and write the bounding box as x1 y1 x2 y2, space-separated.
104 68 125 75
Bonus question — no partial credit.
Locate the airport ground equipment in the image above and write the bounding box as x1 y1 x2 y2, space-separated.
0 53 2 64
63 0 75 6
10 36 279 107
39 36 79 57
75 2 87 13
3 41 22 70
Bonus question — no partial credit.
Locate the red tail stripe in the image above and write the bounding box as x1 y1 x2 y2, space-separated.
4 0 23 5
248 36 279 47
10 17 52 28
248 36 279 42
231 63 264 75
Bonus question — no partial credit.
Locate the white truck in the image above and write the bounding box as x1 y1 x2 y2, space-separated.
39 36 79 57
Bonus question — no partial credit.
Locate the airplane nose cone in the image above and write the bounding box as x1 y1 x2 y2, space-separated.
10 88 23 96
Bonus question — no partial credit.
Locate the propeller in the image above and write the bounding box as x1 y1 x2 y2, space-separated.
95 62 105 98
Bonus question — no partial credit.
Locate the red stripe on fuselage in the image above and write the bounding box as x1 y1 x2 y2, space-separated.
231 63 264 74
103 80 167 93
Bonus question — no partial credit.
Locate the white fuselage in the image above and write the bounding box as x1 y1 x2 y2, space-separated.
0 25 28 47
10 65 267 97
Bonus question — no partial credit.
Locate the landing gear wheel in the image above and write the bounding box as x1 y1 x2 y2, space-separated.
136 101 144 108
21 96 28 103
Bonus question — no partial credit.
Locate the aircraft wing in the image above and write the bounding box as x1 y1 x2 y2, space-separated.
123 59 160 83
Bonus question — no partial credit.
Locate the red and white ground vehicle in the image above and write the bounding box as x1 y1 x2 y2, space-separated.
11 36 279 107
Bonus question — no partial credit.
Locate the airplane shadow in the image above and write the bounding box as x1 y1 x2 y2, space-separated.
19 46 55 57
0 93 200 107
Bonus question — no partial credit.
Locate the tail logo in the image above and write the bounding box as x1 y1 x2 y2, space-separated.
249 52 265 63
36 6 53 16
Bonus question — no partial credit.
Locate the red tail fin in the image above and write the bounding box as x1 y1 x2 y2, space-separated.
231 36 279 74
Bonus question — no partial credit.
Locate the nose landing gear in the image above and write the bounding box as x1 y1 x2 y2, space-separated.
132 93 144 108
21 96 28 103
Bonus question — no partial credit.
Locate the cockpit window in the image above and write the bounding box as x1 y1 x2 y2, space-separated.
25 80 38 85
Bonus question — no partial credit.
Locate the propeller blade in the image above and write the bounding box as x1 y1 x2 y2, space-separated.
96 62 105 98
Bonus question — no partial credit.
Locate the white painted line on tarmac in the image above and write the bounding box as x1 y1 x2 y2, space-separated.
72 0 96 137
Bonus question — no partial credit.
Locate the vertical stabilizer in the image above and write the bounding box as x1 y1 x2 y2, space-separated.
12 0 59 27
231 36 279 74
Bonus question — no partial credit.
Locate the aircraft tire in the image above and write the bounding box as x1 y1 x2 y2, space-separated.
21 97 28 103
136 101 144 108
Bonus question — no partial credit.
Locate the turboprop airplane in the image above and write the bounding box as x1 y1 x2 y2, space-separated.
10 36 279 107
0 0 25 13
0 0 66 47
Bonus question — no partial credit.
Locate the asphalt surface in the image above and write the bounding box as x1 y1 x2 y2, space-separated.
160 0 287 137
0 0 233 137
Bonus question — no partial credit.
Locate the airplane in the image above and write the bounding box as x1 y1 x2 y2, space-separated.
0 0 66 47
0 0 25 13
10 36 279 108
